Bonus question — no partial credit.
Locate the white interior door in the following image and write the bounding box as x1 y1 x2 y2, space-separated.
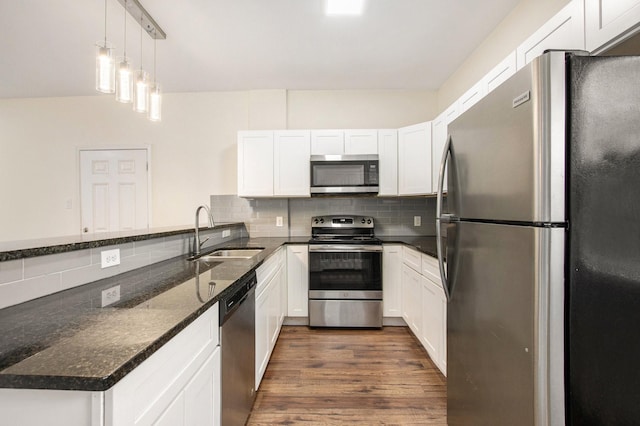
80 149 149 234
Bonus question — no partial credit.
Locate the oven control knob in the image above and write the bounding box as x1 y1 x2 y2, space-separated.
367 219 372 224
314 219 318 224
361 219 365 223
320 218 325 223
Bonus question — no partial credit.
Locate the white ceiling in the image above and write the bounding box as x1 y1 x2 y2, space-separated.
0 0 522 99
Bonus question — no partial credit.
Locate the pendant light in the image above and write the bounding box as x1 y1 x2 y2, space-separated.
116 0 133 103
148 32 162 122
96 0 115 93
133 15 149 113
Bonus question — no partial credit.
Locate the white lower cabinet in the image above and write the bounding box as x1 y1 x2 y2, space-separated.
255 248 286 390
382 245 402 317
401 264 423 337
401 247 447 376
106 304 221 426
286 245 309 317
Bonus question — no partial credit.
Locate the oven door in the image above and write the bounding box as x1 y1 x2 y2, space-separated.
308 245 382 299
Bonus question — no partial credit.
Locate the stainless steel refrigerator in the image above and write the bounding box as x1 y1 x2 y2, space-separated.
436 50 640 425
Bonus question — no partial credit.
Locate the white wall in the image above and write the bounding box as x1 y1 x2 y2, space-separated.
0 89 435 241
437 0 570 111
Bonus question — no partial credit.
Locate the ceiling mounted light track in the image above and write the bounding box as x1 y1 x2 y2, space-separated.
116 0 166 40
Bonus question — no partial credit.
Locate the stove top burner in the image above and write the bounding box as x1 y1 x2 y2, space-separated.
310 215 379 244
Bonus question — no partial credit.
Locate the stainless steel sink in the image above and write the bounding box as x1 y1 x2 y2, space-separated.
192 248 264 261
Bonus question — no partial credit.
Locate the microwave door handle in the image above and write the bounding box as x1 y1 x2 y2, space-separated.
436 135 453 302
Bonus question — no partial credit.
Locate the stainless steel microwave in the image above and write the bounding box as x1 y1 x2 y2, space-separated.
310 155 379 195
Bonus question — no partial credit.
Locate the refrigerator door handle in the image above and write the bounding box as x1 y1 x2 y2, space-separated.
436 135 452 302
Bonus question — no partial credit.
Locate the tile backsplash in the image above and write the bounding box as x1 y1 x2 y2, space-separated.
210 194 437 237
0 225 244 310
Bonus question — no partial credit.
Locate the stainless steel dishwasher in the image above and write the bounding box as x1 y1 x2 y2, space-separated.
220 272 257 426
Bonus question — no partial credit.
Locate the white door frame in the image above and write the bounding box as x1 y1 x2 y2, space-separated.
77 145 152 233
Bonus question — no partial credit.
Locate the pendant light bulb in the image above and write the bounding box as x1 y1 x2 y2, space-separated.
95 0 115 93
116 58 133 103
148 83 162 121
133 70 149 113
116 1 133 103
133 16 149 113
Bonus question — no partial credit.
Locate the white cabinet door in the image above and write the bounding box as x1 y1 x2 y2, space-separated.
516 0 585 69
184 347 221 426
286 245 309 317
382 245 402 317
398 122 432 195
344 129 378 154
311 130 344 155
268 267 283 348
431 113 447 195
483 52 517 94
237 131 274 197
255 284 270 389
377 129 398 196
401 264 422 337
422 277 446 375
274 130 310 197
585 0 640 52
458 81 486 115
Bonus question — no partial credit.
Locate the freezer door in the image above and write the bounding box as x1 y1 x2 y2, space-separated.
447 51 566 223
447 221 565 426
568 55 640 425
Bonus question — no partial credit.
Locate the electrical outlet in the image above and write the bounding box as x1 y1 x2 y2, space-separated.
101 285 120 307
276 216 283 227
222 230 231 238
414 216 422 227
101 249 121 268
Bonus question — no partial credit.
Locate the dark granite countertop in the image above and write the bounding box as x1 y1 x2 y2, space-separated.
0 235 433 392
0 223 244 262
0 237 297 391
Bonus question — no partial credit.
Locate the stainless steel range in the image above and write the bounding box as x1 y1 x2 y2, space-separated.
308 215 383 328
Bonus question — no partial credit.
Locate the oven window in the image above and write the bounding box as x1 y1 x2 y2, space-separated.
309 251 382 291
312 163 365 186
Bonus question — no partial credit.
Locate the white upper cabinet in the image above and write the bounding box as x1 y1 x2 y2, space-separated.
311 130 378 155
585 0 640 52
344 130 379 154
483 52 517 94
517 0 585 69
274 130 310 197
377 129 398 196
458 80 486 115
431 112 448 195
310 130 345 155
398 122 432 195
237 131 274 197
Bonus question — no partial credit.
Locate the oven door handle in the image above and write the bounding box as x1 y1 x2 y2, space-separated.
308 245 383 253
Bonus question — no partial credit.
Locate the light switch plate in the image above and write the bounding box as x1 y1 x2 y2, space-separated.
101 249 121 268
414 216 421 227
222 230 231 238
276 216 283 227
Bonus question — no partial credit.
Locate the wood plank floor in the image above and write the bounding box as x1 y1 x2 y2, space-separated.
247 326 447 425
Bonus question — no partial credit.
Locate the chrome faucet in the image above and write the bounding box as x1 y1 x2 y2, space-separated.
194 205 215 256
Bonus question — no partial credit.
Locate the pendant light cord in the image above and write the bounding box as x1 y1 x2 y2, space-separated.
139 16 143 71
103 0 108 45
123 0 127 57
153 33 157 84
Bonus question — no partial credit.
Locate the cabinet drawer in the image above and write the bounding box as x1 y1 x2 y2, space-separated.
402 246 422 272
421 254 442 287
256 248 283 292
